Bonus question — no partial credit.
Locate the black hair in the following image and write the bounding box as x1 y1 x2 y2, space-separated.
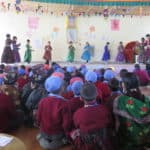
120 69 128 79
108 78 119 92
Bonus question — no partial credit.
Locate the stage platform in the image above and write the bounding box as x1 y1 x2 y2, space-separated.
14 61 146 74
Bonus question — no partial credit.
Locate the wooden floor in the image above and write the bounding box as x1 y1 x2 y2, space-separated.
11 127 72 150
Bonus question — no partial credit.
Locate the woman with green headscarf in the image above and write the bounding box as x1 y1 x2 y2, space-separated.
113 72 150 150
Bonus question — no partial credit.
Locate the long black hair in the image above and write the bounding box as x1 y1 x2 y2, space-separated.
122 72 144 101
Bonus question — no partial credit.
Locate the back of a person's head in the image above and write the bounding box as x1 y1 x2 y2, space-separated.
122 72 139 91
80 83 97 101
0 64 5 70
45 76 64 94
4 72 17 85
85 70 97 83
108 78 120 92
134 64 140 70
120 69 128 78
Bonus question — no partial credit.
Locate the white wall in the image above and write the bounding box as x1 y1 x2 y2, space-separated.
0 12 149 62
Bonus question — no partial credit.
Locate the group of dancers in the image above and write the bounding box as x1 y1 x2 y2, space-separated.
1 33 150 64
1 34 33 64
67 34 150 64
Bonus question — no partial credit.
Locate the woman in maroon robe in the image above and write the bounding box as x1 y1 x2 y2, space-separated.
43 41 52 64
1 34 14 63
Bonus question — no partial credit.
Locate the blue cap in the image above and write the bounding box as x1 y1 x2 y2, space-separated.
104 69 115 81
66 66 75 73
85 71 97 83
18 68 26 75
71 81 83 96
45 76 63 93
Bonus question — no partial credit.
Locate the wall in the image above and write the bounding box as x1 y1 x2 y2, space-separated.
0 12 149 63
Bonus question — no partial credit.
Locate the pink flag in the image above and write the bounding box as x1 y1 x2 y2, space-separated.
111 19 120 31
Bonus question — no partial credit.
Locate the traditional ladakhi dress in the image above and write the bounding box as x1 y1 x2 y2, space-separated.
12 41 21 63
145 40 150 62
67 45 75 62
81 45 92 62
43 45 52 62
139 43 145 63
24 44 32 63
102 45 110 61
114 95 150 150
1 39 14 63
116 45 125 63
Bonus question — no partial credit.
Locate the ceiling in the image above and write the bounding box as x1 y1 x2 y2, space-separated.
21 1 150 16
0 0 150 16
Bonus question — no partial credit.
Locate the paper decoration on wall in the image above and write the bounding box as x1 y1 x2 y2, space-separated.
28 16 39 30
89 26 95 33
66 29 77 42
52 26 59 33
111 19 120 31
51 32 58 40
26 30 32 38
33 39 43 50
50 26 60 40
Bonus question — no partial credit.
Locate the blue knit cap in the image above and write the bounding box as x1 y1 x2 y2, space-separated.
85 71 97 83
71 81 83 96
18 68 26 75
104 69 115 81
45 76 63 93
66 66 75 73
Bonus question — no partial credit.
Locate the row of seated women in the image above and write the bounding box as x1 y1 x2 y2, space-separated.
0 62 150 150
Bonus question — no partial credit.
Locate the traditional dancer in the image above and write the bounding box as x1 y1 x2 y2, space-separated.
145 34 150 63
81 42 92 63
102 42 110 63
43 41 52 64
134 41 141 64
116 41 125 63
139 38 146 63
1 34 14 63
24 39 33 64
67 41 75 63
12 36 21 63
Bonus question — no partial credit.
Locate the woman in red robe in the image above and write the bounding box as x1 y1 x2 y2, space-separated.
43 41 52 64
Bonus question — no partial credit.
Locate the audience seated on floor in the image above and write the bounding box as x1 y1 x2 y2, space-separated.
0 62 149 150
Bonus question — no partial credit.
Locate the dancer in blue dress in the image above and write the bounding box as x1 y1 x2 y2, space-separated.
81 42 92 63
102 42 110 62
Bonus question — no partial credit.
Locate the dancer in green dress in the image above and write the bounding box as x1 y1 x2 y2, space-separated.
24 39 33 63
67 41 75 62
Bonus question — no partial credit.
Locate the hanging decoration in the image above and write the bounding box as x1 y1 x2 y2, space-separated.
66 15 77 42
0 1 149 17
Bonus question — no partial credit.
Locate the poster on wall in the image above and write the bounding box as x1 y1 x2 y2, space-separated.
111 19 120 31
66 29 77 43
33 38 43 50
51 26 59 40
66 15 76 29
66 15 77 42
28 16 39 30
